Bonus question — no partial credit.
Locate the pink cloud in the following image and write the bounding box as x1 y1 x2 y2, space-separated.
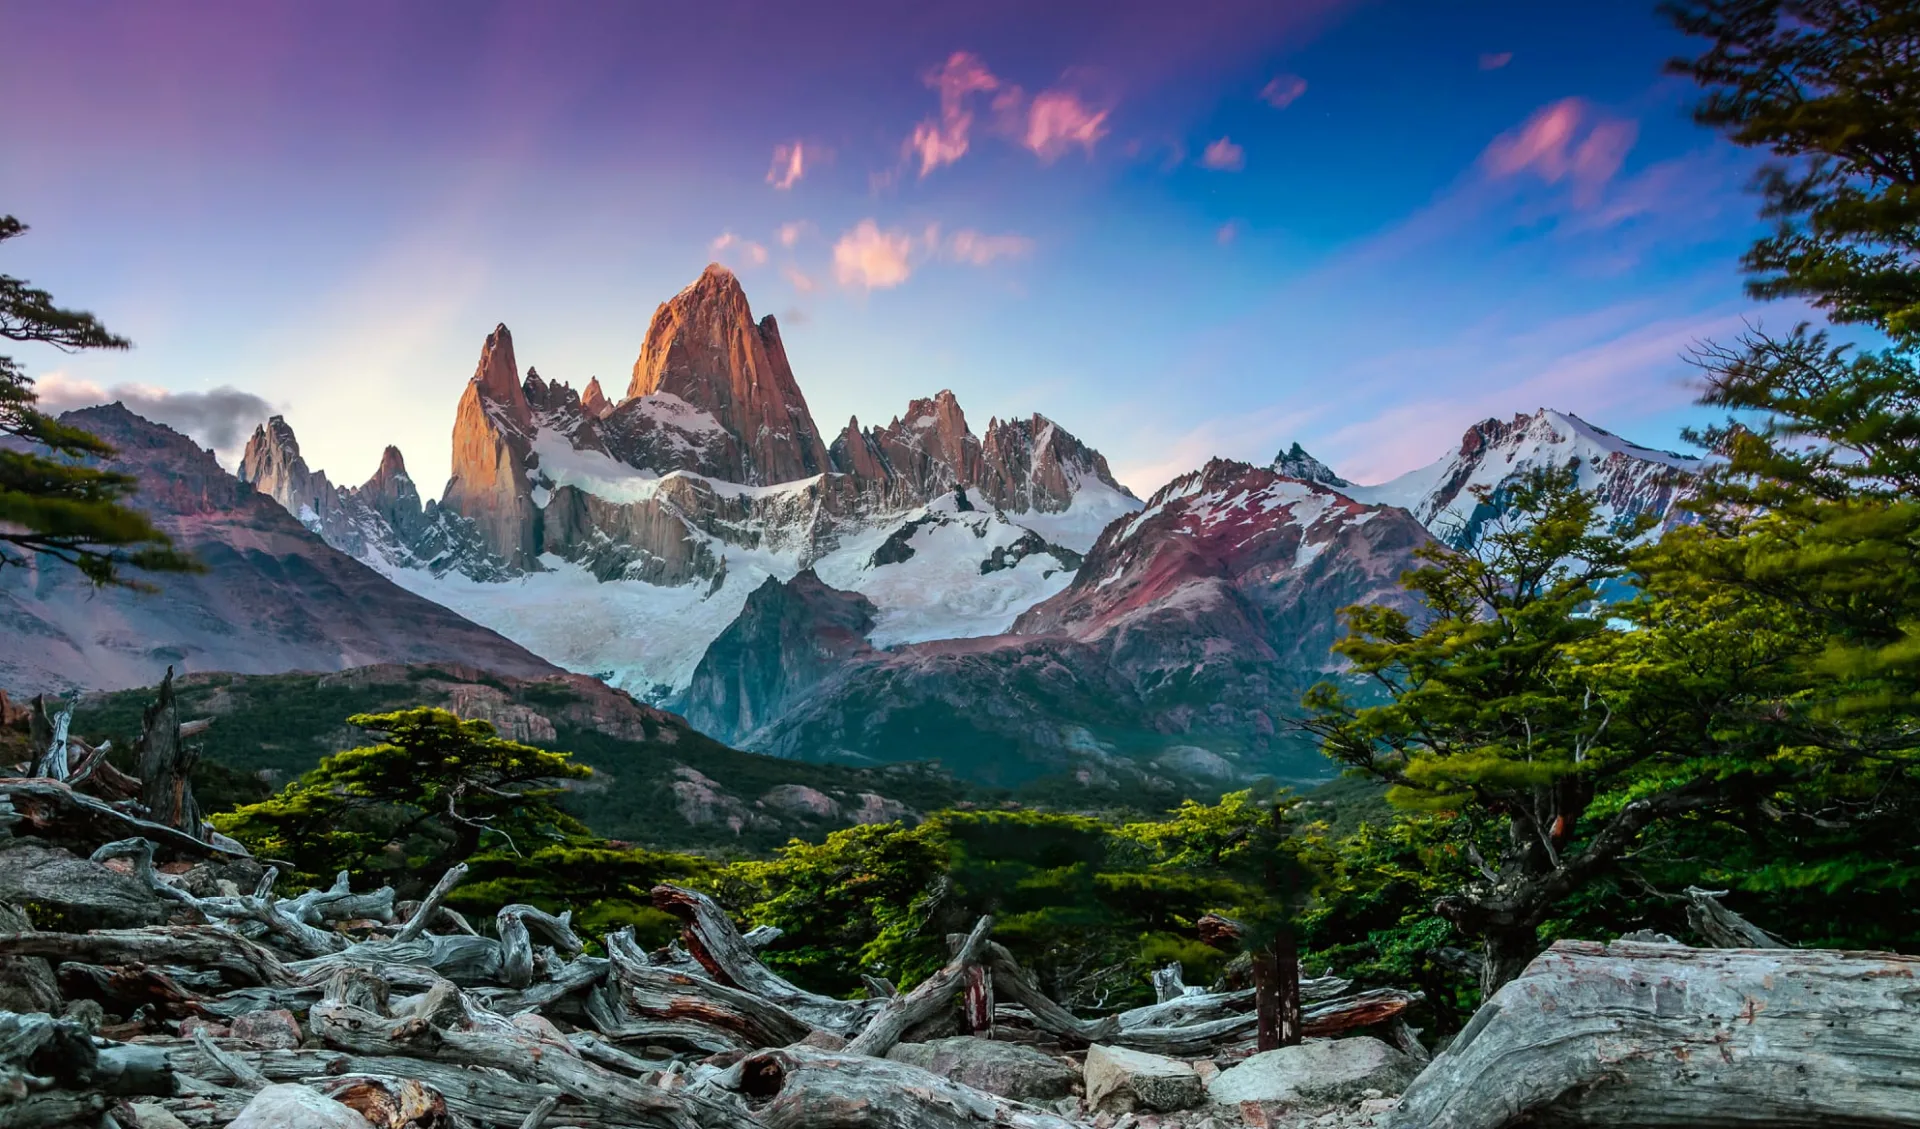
1479 52 1513 71
783 265 818 293
947 229 1033 265
777 221 809 248
832 220 914 290
906 51 1001 176
1259 74 1307 109
1482 98 1638 204
710 231 767 266
1217 221 1240 245
1023 89 1109 161
767 142 805 190
1200 136 1245 171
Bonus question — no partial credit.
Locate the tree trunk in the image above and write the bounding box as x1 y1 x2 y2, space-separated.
1251 949 1279 1051
136 667 202 837
1390 940 1920 1129
1275 929 1302 1047
1478 924 1538 999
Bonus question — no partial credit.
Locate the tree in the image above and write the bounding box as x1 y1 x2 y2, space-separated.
211 707 591 893
1302 471 1794 995
1664 1 1920 336
0 215 194 586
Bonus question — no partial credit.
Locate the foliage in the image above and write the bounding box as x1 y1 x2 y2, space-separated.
453 841 719 951
0 214 196 586
210 707 590 894
1665 0 1920 336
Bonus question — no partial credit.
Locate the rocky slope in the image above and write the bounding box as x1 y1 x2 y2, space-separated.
66 664 966 851
0 405 560 695
683 460 1434 786
1334 408 1702 548
242 263 1140 701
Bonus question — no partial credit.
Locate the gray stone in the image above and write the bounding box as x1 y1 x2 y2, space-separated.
1084 1044 1207 1114
225 1084 374 1129
0 843 167 930
886 1036 1080 1102
124 1103 192 1129
1205 1037 1417 1108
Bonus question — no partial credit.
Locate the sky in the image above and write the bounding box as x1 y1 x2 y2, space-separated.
0 0 1788 498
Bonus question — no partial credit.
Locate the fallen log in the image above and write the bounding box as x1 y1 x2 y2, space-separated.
0 927 294 987
307 976 756 1129
1115 973 1353 1031
1389 940 1920 1129
738 1046 1080 1129
1683 886 1786 949
652 884 877 1036
0 779 244 861
589 927 810 1052
982 941 1119 1045
845 916 992 1057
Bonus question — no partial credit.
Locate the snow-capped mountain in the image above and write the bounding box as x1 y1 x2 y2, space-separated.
1330 408 1702 548
239 263 1141 701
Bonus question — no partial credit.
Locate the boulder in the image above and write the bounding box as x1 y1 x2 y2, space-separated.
0 843 167 930
1207 1036 1417 1108
1084 1043 1207 1114
226 1084 374 1129
123 1103 192 1129
885 1036 1080 1102
231 1008 303 1049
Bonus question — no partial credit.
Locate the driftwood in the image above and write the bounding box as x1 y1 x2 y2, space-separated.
0 1009 173 1128
0 927 295 987
982 941 1119 1045
1683 886 1787 949
0 779 243 860
1390 940 1920 1129
590 927 809 1052
739 1046 1079 1129
652 885 879 1036
845 917 992 1057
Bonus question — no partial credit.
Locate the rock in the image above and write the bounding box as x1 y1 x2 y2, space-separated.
178 1016 232 1038
1085 1044 1207 1114
230 1008 303 1049
796 1028 848 1051
1205 1037 1416 1108
886 1037 1080 1102
0 901 59 1014
443 323 540 568
0 843 167 930
61 998 104 1033
123 1103 192 1129
226 1084 375 1129
979 411 1132 513
626 263 832 485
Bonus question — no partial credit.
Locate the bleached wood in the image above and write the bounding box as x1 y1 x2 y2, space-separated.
1389 940 1920 1129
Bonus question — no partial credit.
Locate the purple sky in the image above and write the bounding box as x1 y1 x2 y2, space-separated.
2 0 1780 495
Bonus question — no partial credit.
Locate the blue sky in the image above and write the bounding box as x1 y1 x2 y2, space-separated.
0 0 1784 495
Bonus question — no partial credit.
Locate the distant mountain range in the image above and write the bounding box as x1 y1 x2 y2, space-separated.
3 264 1705 793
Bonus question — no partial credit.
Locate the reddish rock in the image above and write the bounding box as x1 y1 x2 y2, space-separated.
867 390 984 500
231 1007 303 1049
626 263 831 485
978 412 1130 513
581 376 613 418
177 1016 232 1039
443 324 540 568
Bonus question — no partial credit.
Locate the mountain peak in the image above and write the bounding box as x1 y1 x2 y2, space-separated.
626 266 830 485
1272 442 1351 488
581 376 612 418
472 322 532 429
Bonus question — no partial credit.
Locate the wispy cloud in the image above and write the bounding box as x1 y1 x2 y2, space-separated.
767 141 806 190
832 220 915 290
777 221 810 248
1021 89 1110 161
1217 221 1241 245
1259 74 1307 109
906 51 1001 176
710 231 768 266
1482 97 1638 206
1200 137 1245 171
34 372 275 461
946 229 1033 265
1478 52 1513 71
783 265 818 293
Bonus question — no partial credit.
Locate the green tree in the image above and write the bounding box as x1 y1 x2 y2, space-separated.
0 215 194 586
211 707 591 893
1302 471 1787 994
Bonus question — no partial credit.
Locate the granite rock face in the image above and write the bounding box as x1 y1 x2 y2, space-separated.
626 263 832 485
444 323 540 569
